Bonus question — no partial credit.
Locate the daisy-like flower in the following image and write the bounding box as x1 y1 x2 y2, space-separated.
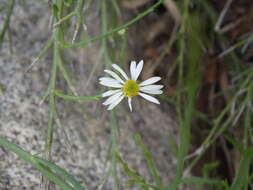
99 60 163 111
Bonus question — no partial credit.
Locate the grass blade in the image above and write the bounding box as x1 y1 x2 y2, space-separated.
134 134 162 188
229 148 253 190
0 136 84 190
36 157 85 190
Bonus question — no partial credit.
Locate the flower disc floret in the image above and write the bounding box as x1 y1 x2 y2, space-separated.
123 80 139 98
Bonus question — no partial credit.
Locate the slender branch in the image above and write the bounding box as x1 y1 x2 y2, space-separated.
54 90 101 101
26 38 53 72
62 0 164 49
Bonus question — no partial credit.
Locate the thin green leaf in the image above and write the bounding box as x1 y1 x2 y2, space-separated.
0 0 15 48
134 134 162 188
229 148 253 190
36 157 85 190
115 153 143 181
0 136 78 190
54 90 101 101
181 177 223 187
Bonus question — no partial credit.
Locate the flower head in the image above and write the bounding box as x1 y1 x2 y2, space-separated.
99 60 163 111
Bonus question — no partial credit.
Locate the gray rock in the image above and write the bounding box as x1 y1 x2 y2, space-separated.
0 1 178 189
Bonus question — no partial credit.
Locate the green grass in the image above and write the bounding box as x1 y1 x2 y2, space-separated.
0 136 85 190
0 0 15 50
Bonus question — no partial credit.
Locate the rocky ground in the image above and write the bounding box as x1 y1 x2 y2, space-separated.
0 1 178 189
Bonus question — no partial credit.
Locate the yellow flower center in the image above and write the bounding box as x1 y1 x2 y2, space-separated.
123 80 139 97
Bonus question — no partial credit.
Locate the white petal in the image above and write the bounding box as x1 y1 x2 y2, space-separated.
140 89 163 95
133 60 143 81
128 98 132 112
138 92 160 104
139 77 161 86
139 85 163 91
99 77 119 83
104 69 124 84
130 61 136 80
112 64 129 80
107 95 124 110
103 92 123 106
100 81 123 88
102 89 121 97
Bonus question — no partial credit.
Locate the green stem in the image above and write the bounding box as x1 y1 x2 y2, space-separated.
54 90 101 101
45 34 59 156
43 2 65 189
110 110 120 190
44 0 63 171
62 0 164 48
170 2 199 189
26 38 53 72
54 11 76 27
0 0 15 48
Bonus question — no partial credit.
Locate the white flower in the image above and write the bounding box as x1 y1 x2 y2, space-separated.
99 60 163 111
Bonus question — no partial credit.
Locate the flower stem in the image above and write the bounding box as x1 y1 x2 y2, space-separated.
62 0 164 49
